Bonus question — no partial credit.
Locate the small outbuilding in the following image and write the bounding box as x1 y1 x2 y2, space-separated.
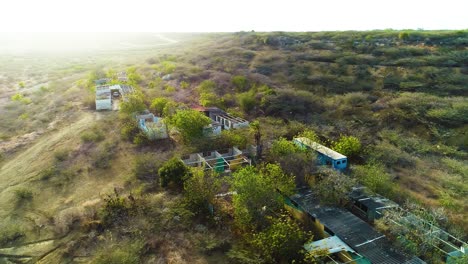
136 113 168 140
95 86 112 110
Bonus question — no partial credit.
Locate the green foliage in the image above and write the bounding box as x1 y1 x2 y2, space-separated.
399 31 410 40
269 137 300 156
231 164 295 229
92 240 143 264
161 60 176 74
158 157 191 188
119 92 146 115
11 93 31 104
180 80 190 89
150 97 168 114
250 215 310 263
231 75 250 92
168 109 212 143
312 168 355 205
332 135 361 158
54 149 70 162
297 129 319 143
183 168 221 215
237 91 256 113
199 91 222 107
120 115 140 141
353 161 395 196
18 81 25 88
100 191 130 227
197 80 222 107
0 224 25 247
14 188 33 201
197 80 216 93
80 129 105 143
19 113 29 120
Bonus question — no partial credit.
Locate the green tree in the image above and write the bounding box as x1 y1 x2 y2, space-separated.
297 129 319 143
268 138 317 186
231 75 249 92
197 80 216 93
332 135 361 158
158 157 191 188
238 91 256 113
353 161 394 195
168 109 211 143
150 97 169 115
184 168 221 215
269 137 299 156
231 164 295 229
119 92 146 116
250 215 310 263
312 168 355 205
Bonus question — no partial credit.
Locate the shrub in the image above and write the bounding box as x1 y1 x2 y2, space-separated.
180 81 190 89
119 92 146 116
14 188 33 201
158 157 191 188
231 75 250 92
183 168 221 215
353 161 395 196
231 165 295 229
312 168 355 205
0 224 25 247
54 149 70 162
11 93 31 104
237 91 256 113
150 97 169 115
332 135 361 158
80 130 105 143
250 215 310 263
92 241 143 264
100 191 130 227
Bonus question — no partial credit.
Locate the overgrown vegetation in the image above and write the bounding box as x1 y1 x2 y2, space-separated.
1 30 467 263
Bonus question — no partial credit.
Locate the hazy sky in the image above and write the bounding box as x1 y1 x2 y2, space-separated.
1 0 467 32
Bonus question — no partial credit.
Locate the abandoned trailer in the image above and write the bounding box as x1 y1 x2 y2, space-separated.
293 137 348 170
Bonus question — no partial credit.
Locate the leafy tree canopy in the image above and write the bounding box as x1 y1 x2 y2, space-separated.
168 109 212 143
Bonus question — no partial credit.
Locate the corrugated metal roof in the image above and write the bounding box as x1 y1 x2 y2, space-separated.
290 189 424 264
305 235 356 254
349 187 399 211
294 137 346 160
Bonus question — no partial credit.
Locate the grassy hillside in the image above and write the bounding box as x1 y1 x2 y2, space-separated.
0 31 466 263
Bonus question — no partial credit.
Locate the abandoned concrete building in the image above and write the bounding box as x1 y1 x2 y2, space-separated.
95 86 112 110
194 106 249 136
181 147 252 173
117 71 128 83
293 137 348 170
95 84 133 111
136 113 168 140
286 188 426 264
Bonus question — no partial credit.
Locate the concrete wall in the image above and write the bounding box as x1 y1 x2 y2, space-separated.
96 99 112 110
